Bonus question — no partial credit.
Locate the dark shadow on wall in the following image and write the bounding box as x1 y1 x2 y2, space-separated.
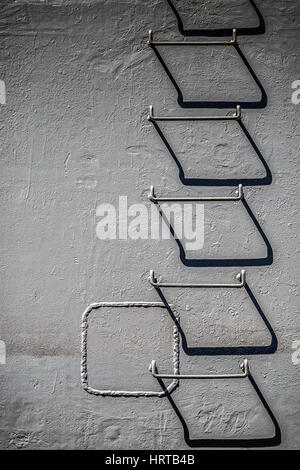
155 286 277 355
153 197 273 267
149 43 267 109
156 374 281 447
152 120 272 186
166 0 266 37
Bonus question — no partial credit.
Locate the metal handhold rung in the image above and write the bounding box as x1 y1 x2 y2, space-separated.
147 104 241 122
149 358 249 379
147 29 238 46
148 184 244 202
149 270 246 288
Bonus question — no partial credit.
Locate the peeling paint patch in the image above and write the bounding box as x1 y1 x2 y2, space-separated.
76 175 97 189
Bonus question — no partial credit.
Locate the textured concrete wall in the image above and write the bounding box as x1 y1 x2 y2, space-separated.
0 0 299 449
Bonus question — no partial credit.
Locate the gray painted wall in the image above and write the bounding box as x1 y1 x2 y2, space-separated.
0 0 299 449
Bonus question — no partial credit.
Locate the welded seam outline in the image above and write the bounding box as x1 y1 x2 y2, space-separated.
81 301 180 397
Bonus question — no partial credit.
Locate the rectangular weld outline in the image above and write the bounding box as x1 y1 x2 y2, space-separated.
81 301 179 397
